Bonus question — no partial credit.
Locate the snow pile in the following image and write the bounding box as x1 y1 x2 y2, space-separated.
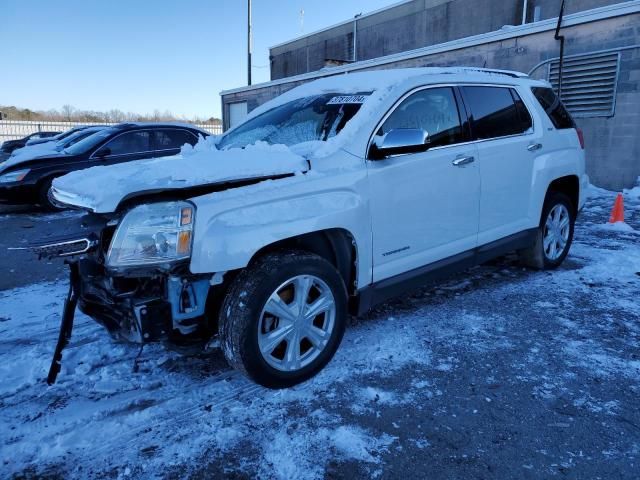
600 221 637 233
260 421 395 479
623 176 640 199
179 133 220 155
53 139 308 212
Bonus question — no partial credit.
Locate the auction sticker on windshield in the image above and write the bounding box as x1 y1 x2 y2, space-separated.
327 95 369 105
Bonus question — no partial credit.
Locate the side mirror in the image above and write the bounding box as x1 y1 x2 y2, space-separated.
369 128 430 160
94 147 111 158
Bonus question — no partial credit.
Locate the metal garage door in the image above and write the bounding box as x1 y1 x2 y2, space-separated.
229 102 248 129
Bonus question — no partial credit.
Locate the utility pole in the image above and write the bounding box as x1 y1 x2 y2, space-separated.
247 0 252 86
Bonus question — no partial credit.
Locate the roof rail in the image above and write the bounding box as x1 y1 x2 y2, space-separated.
451 67 529 78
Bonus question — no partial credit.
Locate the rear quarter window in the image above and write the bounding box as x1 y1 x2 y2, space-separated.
531 87 575 129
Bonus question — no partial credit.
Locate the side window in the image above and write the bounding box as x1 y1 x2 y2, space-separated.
153 129 198 150
104 131 151 155
462 86 531 140
531 87 575 129
377 87 464 149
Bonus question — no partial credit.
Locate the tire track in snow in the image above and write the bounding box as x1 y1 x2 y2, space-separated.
87 372 264 460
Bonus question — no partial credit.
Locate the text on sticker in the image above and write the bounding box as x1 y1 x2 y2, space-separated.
327 95 369 105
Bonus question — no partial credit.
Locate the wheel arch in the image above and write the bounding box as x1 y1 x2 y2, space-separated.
203 228 358 342
546 175 579 215
248 228 358 296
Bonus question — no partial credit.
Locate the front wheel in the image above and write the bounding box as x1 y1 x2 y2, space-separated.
520 192 575 269
218 250 348 388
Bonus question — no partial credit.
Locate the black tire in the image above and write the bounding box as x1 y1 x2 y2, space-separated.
37 177 62 210
519 192 575 269
219 250 348 388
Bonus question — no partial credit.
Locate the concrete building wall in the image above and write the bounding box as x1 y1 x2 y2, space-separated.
269 0 622 80
223 11 640 190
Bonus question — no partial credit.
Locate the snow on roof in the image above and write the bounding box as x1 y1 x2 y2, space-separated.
243 67 529 122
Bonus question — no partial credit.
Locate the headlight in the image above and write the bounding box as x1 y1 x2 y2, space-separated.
0 169 30 184
107 201 195 267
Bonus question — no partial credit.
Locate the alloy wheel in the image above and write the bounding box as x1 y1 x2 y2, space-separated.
258 274 336 372
543 204 571 261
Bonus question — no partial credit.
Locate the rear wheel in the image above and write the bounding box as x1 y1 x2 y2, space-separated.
218 250 347 388
520 192 575 269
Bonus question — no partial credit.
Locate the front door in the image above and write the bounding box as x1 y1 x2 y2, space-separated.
367 86 481 282
92 130 155 165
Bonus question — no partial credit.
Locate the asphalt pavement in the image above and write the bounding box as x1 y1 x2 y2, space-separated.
1 190 639 479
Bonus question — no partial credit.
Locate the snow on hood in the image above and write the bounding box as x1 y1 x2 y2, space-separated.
0 143 63 173
52 139 308 213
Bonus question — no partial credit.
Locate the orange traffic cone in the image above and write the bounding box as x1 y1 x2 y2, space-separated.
608 193 625 223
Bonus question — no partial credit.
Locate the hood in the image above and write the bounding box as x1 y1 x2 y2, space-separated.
51 140 309 213
0 150 68 173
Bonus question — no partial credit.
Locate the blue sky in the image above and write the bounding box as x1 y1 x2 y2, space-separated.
0 0 393 119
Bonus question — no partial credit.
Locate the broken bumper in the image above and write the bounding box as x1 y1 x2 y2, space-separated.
76 257 211 343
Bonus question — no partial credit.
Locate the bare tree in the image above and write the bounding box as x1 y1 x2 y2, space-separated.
61 104 75 121
1 104 221 124
107 109 126 123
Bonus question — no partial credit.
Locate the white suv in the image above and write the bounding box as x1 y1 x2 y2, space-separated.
47 67 588 388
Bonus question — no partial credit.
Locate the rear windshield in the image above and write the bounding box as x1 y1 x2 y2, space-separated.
531 87 575 129
217 92 371 150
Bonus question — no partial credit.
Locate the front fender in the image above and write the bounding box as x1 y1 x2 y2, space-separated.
189 171 371 288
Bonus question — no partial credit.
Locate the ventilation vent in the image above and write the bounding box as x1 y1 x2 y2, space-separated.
548 52 620 118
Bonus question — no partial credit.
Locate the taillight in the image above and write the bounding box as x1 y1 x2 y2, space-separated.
575 128 585 149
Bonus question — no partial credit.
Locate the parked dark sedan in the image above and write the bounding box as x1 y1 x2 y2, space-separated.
0 123 207 208
9 126 107 160
1 131 61 154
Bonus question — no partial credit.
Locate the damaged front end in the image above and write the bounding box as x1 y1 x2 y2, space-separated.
77 254 212 344
29 201 218 384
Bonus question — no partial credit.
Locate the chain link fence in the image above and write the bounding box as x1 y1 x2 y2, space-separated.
0 120 223 142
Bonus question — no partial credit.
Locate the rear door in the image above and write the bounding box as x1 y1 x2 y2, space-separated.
367 86 480 282
460 85 537 245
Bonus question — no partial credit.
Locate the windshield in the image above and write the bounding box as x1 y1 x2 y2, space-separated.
64 128 116 155
217 92 371 150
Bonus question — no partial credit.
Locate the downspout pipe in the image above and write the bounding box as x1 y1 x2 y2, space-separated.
554 0 566 97
353 13 362 62
247 0 252 86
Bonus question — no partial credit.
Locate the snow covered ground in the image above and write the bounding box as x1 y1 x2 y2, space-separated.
1 186 639 479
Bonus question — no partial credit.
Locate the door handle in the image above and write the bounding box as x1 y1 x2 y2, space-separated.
527 143 542 152
452 155 475 166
